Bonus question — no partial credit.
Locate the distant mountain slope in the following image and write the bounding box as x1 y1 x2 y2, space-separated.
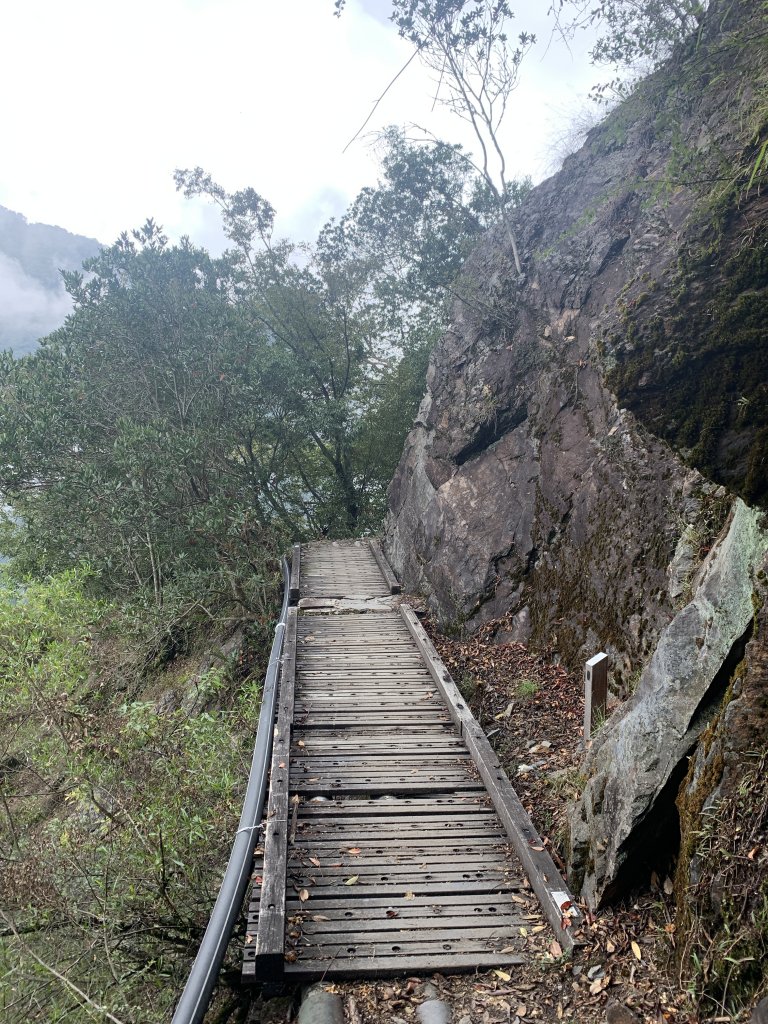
0 205 102 355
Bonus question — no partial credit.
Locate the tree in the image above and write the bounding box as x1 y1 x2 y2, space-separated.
175 168 403 536
336 1 534 276
326 126 526 339
0 221 286 614
549 0 709 99
175 139 518 535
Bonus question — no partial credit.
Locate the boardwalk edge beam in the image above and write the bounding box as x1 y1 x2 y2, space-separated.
399 603 584 951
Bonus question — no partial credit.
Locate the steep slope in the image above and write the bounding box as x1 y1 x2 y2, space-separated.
385 0 767 687
384 0 768 948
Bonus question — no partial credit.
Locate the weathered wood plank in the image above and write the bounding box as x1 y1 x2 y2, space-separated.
253 606 298 979
283 891 526 912
294 917 526 936
399 604 583 949
279 952 526 977
368 538 402 594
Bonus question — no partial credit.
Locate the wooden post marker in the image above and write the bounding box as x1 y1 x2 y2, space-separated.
584 652 609 743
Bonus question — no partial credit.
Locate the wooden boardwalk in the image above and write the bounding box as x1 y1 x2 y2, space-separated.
242 540 580 982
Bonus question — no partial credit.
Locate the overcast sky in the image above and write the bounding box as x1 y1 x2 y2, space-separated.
1 0 602 250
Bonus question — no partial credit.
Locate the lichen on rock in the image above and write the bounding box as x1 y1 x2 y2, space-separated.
568 500 768 906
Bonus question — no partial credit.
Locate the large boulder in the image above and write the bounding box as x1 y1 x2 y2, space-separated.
568 500 768 906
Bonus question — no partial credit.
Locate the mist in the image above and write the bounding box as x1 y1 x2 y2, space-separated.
0 252 73 355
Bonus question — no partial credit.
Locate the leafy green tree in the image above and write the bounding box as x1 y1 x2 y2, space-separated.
335 1 534 275
323 126 525 341
0 221 286 614
175 138 519 536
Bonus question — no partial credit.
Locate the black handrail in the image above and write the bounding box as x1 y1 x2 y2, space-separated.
171 555 292 1024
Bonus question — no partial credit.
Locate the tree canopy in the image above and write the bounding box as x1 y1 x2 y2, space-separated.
0 130 505 619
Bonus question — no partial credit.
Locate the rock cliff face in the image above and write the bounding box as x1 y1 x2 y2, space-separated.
384 0 768 911
569 500 767 906
385 0 767 686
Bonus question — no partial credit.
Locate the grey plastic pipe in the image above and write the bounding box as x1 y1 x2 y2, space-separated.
171 556 291 1024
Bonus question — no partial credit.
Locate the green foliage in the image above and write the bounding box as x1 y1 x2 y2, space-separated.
0 568 263 1022
175 134 507 536
552 0 708 99
334 2 534 274
515 677 539 699
0 220 288 616
677 749 768 1017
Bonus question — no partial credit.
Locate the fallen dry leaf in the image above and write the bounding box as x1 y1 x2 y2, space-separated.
298 888 310 902
345 874 359 885
493 969 512 982
631 940 642 961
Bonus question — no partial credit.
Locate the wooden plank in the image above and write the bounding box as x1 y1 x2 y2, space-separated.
253 606 298 979
293 925 524 944
283 892 526 913
294 917 525 935
291 834 507 848
292 756 471 767
295 801 493 817
399 604 583 949
291 781 482 794
280 952 525 977
245 950 525 979
368 539 402 594
288 847 509 865
288 858 513 874
288 866 511 884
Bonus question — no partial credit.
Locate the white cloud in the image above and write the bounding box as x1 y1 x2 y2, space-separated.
0 0 602 247
0 253 72 355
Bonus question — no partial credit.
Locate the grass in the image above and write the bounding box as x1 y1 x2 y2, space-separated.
516 677 539 699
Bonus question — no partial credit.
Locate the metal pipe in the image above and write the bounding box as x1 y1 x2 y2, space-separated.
171 555 292 1024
